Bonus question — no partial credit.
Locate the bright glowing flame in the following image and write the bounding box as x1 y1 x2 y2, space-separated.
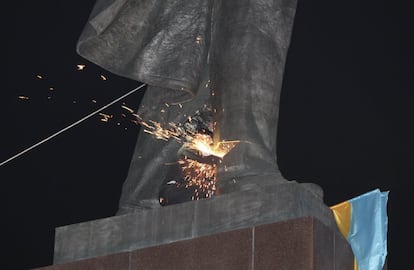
186 134 238 158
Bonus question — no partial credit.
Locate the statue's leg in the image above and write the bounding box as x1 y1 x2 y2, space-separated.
210 0 298 192
117 72 212 214
116 86 182 214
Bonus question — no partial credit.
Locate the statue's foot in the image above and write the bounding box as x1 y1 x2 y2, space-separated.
159 178 196 206
116 199 162 215
216 172 287 194
216 172 324 200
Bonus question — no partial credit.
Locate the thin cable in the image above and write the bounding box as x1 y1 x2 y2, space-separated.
0 83 147 167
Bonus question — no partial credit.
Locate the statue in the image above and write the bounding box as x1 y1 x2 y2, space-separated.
77 0 307 214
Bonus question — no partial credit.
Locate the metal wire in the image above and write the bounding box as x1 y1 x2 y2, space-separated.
0 83 147 167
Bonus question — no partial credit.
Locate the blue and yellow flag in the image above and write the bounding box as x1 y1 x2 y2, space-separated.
330 188 389 270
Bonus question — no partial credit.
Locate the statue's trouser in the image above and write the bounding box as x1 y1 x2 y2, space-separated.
117 0 298 214
209 1 297 193
117 74 212 214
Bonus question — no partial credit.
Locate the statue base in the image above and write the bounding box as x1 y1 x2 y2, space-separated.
36 216 354 269
34 180 357 269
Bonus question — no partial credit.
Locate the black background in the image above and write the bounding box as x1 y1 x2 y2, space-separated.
3 1 411 269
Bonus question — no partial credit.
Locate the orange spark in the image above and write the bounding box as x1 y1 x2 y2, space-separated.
99 112 112 122
133 114 239 201
121 105 134 113
179 158 217 199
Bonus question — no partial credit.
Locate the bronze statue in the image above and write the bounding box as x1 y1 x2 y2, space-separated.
77 0 302 214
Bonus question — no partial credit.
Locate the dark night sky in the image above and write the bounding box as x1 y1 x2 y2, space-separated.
3 1 411 269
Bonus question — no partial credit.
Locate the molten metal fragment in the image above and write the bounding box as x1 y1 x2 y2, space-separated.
76 64 86 70
99 112 112 122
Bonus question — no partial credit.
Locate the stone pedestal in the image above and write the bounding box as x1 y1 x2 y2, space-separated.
34 181 356 269
36 216 354 270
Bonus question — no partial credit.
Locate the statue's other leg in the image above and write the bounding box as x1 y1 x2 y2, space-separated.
117 73 212 215
210 0 298 193
116 85 182 214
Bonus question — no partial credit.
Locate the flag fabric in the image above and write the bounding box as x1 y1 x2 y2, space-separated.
330 188 389 270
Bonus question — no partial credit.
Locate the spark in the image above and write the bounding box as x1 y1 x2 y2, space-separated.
130 119 139 125
135 116 237 158
77 64 86 71
121 105 134 113
99 112 112 122
18 95 30 100
178 158 217 199
36 74 43 79
133 114 239 200
100 75 107 81
141 120 182 142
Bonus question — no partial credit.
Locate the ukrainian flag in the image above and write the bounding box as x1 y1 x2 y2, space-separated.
330 188 389 270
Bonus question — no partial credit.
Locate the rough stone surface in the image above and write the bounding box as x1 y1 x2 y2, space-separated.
53 181 340 264
36 217 354 270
